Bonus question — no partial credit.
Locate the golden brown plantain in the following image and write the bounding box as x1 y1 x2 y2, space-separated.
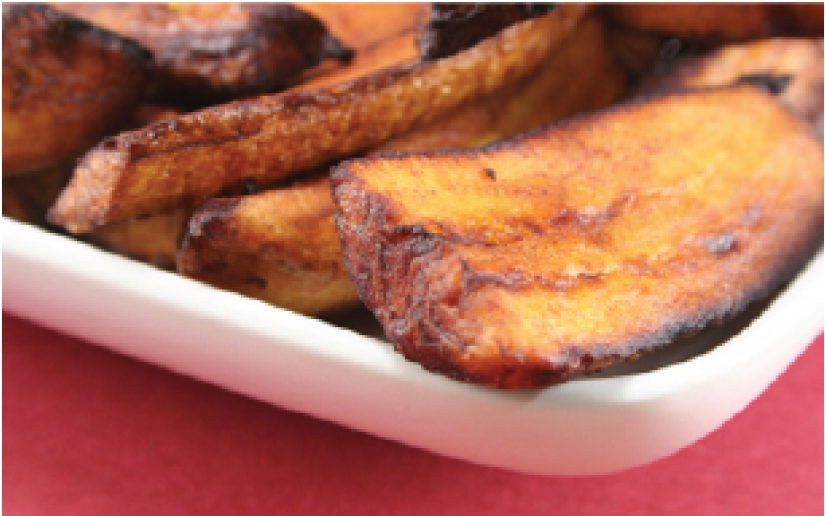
53 3 353 104
48 5 591 234
2 3 152 176
637 38 824 124
177 16 632 316
178 176 358 315
416 3 559 60
606 3 823 44
331 85 824 389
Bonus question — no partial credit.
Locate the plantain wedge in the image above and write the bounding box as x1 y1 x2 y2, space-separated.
47 5 590 233
178 16 631 316
331 84 824 389
52 3 353 104
637 38 824 124
2 3 152 176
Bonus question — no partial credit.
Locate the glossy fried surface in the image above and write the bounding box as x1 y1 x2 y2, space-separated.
332 85 824 389
53 2 353 103
48 5 590 233
177 16 628 316
2 3 151 176
607 3 823 43
638 38 824 123
416 3 559 60
178 176 359 316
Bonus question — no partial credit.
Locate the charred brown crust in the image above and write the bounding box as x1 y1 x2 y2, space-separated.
2 3 152 175
48 6 590 233
52 3 354 104
417 3 558 61
332 85 824 389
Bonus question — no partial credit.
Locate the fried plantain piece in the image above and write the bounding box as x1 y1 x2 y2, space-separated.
331 85 824 389
178 16 631 316
637 38 824 124
48 5 591 234
2 3 152 176
606 3 823 44
53 3 353 104
179 176 359 315
416 3 559 60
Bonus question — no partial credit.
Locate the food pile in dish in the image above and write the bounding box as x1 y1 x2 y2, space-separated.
4 3 823 388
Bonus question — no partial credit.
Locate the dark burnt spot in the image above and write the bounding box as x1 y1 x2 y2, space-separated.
243 275 268 289
242 180 260 195
484 167 497 180
737 74 794 96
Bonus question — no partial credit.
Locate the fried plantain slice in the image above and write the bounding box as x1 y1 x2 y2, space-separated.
637 38 824 124
179 176 358 315
2 3 152 176
331 85 824 389
178 16 631 316
53 3 353 104
416 3 559 60
606 3 823 44
48 5 590 234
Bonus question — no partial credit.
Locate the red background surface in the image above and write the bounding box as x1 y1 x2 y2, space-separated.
4 313 822 515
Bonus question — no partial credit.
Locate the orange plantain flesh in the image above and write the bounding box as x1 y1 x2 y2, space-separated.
331 85 824 389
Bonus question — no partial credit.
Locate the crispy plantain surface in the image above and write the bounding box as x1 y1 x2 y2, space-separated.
48 5 590 234
2 3 152 176
638 38 824 124
53 2 353 104
607 3 823 44
331 85 824 389
177 16 630 316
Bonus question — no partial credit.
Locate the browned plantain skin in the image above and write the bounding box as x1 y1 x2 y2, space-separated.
177 16 631 316
637 38 824 124
53 3 353 103
607 3 823 44
48 5 590 233
331 85 824 389
416 3 559 60
2 3 152 176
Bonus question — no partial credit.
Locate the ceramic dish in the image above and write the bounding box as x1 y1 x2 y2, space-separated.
3 215 822 475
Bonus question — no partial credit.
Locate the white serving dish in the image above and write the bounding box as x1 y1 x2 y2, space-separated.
3 215 822 476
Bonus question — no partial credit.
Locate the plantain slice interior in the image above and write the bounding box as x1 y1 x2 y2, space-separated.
331 84 824 389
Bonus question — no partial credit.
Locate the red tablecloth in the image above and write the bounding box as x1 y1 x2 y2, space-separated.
4 312 822 515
